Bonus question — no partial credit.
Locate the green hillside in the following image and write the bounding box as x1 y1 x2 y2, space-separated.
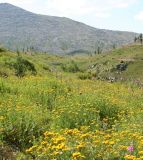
88 45 143 83
0 45 143 159
1 44 143 83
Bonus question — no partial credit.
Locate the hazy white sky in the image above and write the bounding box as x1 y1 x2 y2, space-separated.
0 0 143 33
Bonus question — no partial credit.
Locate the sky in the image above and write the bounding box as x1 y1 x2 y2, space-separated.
0 0 143 33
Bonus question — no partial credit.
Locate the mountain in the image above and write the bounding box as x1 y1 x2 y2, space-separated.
0 3 137 54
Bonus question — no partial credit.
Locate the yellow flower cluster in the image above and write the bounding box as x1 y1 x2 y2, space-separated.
26 129 143 159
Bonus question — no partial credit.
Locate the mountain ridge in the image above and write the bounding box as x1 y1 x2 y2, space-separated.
0 3 137 54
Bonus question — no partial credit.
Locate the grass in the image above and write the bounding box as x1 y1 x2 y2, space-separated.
0 45 143 159
1 44 143 82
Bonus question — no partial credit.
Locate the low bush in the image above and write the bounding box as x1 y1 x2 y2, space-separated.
5 56 37 77
61 61 81 73
78 72 96 80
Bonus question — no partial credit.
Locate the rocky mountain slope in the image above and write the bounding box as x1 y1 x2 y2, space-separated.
0 3 137 54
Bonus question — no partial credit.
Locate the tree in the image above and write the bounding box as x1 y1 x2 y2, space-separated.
112 44 116 49
134 36 138 43
97 46 102 54
139 34 143 45
134 34 143 45
16 49 20 56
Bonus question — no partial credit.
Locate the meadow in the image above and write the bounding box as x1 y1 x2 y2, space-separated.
0 45 143 160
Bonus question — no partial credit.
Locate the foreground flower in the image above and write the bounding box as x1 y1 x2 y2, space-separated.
127 145 134 152
124 155 136 159
72 152 85 159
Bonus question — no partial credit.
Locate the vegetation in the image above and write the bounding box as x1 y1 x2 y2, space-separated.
0 45 143 159
134 34 143 45
61 60 81 73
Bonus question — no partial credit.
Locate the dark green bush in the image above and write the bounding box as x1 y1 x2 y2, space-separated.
14 57 37 77
5 56 37 77
0 48 6 52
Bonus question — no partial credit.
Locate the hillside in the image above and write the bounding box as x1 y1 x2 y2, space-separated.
0 45 143 159
0 3 137 54
0 44 143 84
87 44 143 83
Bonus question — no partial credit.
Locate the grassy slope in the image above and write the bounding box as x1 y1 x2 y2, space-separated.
70 45 143 82
102 45 143 81
1 44 143 79
0 45 143 159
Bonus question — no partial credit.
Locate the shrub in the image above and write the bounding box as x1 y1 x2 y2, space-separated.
78 73 92 80
111 61 128 72
61 61 80 73
0 48 6 53
1 109 42 150
13 57 37 77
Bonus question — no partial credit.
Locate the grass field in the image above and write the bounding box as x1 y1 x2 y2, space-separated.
0 45 143 160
